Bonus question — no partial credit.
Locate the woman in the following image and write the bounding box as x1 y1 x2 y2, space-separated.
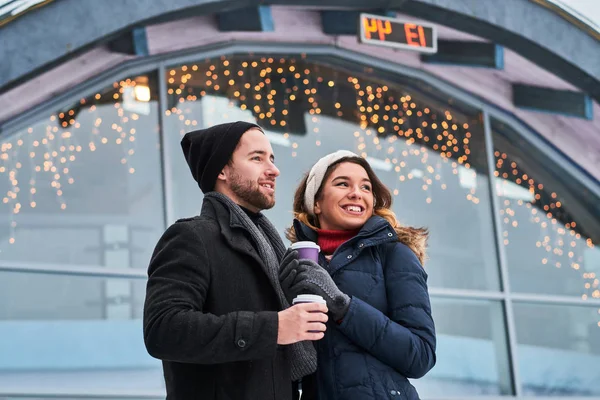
280 150 436 400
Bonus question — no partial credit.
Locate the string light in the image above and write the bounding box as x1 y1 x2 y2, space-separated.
161 55 597 326
495 149 596 310
3 53 596 325
0 77 151 244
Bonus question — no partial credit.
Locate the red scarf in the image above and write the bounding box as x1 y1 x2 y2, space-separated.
317 228 360 255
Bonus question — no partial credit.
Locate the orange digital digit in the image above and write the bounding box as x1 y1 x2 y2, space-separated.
363 17 378 40
417 25 427 47
376 19 392 41
404 23 427 47
359 13 436 53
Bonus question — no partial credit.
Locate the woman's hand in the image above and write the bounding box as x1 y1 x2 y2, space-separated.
279 258 350 321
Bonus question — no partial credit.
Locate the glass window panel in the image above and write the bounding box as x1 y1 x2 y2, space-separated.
492 120 600 297
0 271 163 393
412 298 512 396
514 302 600 396
0 72 164 268
164 55 500 290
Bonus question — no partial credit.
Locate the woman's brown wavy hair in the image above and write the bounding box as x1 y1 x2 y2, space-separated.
285 156 429 265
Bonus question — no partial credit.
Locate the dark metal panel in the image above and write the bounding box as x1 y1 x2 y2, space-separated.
513 84 593 120
421 40 504 69
107 27 149 56
217 5 274 32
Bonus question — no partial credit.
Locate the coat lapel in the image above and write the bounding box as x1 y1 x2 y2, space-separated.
203 197 270 274
223 220 268 273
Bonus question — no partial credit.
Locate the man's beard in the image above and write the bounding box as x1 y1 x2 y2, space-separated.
229 169 275 211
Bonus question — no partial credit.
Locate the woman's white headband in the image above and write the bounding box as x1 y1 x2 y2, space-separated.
304 150 359 216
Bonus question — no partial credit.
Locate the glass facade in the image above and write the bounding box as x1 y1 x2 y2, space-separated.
413 298 511 396
491 120 600 298
0 73 165 393
514 303 600 396
0 51 598 398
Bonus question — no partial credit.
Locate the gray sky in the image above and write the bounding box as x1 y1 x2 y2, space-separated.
552 0 600 32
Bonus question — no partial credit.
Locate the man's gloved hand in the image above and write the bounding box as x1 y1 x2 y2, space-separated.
279 258 350 321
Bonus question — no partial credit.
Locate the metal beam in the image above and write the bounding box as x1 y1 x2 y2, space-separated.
0 261 148 279
483 107 522 396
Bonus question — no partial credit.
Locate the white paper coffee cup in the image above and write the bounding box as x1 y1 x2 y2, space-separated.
292 294 326 305
292 294 327 333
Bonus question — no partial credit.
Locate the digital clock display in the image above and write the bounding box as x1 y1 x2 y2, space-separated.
358 13 437 53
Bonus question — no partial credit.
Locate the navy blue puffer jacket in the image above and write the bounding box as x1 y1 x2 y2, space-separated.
294 216 436 400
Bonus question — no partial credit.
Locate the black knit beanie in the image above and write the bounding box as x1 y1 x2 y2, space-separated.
181 121 263 193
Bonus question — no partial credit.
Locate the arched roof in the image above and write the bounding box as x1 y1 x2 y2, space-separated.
0 0 598 100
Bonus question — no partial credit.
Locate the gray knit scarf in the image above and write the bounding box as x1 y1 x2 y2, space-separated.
205 192 317 381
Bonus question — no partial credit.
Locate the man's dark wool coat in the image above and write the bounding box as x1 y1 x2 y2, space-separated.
143 196 294 400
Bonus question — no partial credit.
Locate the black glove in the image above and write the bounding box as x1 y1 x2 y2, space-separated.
279 258 350 321
279 249 301 304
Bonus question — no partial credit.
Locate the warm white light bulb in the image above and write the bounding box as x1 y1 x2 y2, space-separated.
134 85 151 102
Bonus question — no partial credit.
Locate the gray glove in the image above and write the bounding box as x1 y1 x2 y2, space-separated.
279 257 350 321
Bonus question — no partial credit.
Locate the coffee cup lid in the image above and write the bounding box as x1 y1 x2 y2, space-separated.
290 241 320 251
292 294 326 304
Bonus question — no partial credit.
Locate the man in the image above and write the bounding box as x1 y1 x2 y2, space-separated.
143 121 328 400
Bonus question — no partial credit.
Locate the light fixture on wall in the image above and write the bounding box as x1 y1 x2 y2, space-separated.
133 78 150 103
123 76 151 115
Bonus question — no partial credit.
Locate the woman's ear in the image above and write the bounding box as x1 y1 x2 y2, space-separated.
314 200 321 216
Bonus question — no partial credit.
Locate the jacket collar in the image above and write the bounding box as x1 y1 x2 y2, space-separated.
201 195 267 268
202 194 265 230
294 215 394 244
293 219 318 242
294 216 396 276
